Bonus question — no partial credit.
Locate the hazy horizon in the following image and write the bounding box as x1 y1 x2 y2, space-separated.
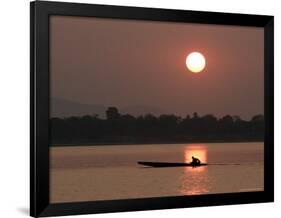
51 96 263 121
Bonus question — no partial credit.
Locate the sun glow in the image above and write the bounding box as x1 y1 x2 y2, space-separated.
186 52 206 73
178 145 209 195
184 145 207 164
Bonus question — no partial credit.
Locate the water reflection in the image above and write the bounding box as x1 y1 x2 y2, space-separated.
184 144 208 164
179 144 209 195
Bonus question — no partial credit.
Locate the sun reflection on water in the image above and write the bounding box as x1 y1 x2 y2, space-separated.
184 144 208 164
179 144 209 195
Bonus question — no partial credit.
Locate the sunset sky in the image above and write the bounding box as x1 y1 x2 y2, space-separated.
50 16 264 120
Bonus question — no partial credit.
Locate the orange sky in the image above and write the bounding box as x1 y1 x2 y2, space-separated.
50 16 264 120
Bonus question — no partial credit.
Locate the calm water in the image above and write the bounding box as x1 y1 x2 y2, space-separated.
50 142 264 203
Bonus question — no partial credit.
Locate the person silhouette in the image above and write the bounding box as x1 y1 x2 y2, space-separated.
191 156 201 166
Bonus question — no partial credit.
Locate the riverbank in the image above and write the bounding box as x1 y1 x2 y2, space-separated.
50 137 263 147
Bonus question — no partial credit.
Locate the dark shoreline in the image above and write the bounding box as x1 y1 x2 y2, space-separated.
50 138 264 147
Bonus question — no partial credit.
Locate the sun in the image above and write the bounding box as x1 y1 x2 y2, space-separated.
186 52 206 73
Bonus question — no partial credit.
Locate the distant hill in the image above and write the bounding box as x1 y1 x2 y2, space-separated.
51 98 166 118
51 98 106 118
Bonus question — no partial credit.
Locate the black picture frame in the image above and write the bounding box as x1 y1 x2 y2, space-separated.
30 1 274 217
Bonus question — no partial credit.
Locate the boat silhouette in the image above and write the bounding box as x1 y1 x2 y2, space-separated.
138 161 207 168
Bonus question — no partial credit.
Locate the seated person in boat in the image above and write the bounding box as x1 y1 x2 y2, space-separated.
191 156 201 166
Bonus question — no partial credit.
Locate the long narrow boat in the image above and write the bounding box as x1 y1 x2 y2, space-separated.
138 161 207 168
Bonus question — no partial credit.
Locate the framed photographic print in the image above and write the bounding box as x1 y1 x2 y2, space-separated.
30 1 274 217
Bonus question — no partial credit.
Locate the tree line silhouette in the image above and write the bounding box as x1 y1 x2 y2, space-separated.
50 107 264 145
